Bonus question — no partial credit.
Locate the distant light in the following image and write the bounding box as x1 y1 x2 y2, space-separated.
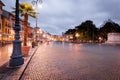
99 37 102 40
32 6 35 10
43 34 46 38
75 33 80 38
70 36 73 39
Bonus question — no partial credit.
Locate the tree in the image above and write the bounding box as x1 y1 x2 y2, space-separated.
99 19 120 41
75 20 98 41
19 3 37 46
65 29 76 35
64 29 76 40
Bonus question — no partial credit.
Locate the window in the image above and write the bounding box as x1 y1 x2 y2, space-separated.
0 23 1 30
5 22 7 26
0 7 2 10
5 28 7 33
8 29 9 34
0 15 1 19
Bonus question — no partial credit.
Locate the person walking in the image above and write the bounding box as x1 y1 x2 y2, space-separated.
32 41 35 48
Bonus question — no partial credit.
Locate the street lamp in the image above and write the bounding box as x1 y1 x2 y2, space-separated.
31 0 42 45
32 0 43 6
9 0 24 67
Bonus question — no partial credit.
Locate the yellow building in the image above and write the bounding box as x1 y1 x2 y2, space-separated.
1 10 25 44
9 13 15 42
19 19 24 42
0 1 5 46
9 13 25 43
2 10 12 43
0 3 33 46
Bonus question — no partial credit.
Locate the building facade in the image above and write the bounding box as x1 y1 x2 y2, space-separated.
0 1 4 46
0 1 41 46
1 9 25 45
106 33 120 44
2 10 11 43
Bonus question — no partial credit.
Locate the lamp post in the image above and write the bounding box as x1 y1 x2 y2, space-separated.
32 0 43 7
9 0 24 67
32 0 42 46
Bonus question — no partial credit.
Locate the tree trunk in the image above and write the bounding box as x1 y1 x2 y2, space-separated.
23 13 28 46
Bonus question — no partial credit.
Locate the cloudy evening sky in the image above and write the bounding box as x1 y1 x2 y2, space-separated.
2 0 120 35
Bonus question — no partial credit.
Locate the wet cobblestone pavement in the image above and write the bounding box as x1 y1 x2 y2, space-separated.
0 47 38 80
21 42 120 80
0 44 12 66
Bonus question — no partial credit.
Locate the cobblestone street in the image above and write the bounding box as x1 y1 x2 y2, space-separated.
21 42 120 80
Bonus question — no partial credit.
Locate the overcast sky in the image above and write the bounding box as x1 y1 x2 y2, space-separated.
2 0 120 35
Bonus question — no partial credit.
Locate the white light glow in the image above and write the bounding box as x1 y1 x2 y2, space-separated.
38 4 42 8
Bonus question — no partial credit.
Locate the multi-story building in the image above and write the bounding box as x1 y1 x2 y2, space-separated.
0 2 35 46
27 25 34 46
19 19 24 42
1 9 25 44
9 13 15 42
2 9 11 43
9 13 25 42
0 1 5 46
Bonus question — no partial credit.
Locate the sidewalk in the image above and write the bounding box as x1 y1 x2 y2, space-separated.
0 46 38 80
0 44 12 67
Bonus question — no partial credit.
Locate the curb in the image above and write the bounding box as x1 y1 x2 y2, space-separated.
18 46 38 80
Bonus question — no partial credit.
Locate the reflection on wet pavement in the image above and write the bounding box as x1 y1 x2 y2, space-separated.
21 42 120 80
0 44 12 66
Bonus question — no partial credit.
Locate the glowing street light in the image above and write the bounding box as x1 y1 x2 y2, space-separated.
32 0 43 6
70 35 73 39
31 0 42 45
32 0 43 11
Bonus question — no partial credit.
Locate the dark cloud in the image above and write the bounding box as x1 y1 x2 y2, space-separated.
2 0 120 35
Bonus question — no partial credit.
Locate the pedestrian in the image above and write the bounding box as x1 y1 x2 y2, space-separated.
32 41 35 48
